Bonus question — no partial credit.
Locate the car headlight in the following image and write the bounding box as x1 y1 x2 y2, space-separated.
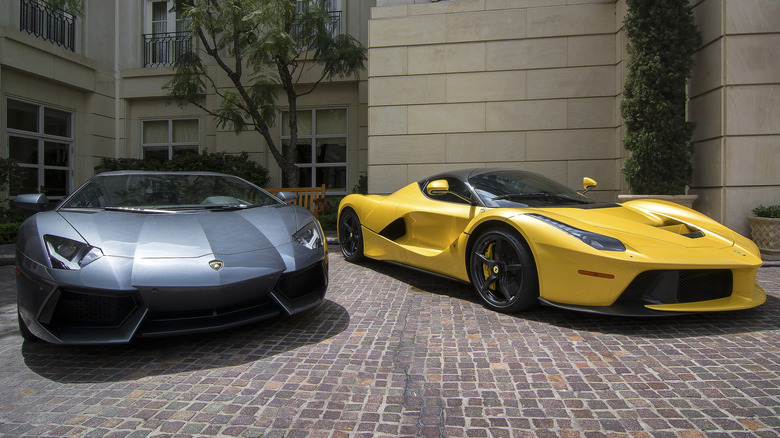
44 235 103 270
528 214 626 252
293 221 324 250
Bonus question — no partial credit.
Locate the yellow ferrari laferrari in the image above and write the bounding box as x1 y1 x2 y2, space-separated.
337 168 766 316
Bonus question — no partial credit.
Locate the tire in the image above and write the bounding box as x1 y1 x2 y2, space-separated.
469 227 539 313
338 208 365 262
18 310 38 342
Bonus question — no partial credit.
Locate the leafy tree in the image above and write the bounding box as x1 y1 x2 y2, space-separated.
165 0 367 187
620 0 702 195
47 0 83 16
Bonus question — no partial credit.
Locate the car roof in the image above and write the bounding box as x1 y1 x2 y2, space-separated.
419 168 520 184
94 171 232 177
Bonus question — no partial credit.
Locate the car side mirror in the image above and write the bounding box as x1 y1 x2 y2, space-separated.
426 179 449 196
582 177 597 195
275 191 298 204
15 193 50 217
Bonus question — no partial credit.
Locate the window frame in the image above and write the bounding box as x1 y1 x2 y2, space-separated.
279 107 349 195
5 98 73 199
140 118 200 161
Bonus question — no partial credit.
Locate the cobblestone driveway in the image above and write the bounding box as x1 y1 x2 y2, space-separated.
1 250 779 437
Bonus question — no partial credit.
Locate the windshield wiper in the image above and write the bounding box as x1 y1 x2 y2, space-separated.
492 193 589 204
102 206 176 214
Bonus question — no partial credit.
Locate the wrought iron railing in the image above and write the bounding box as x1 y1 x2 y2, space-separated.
291 10 342 48
143 31 192 67
19 0 76 52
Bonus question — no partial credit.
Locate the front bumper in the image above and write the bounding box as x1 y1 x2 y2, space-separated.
16 254 328 344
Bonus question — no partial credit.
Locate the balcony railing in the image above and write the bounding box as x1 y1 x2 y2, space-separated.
292 9 342 49
19 0 76 52
143 31 192 67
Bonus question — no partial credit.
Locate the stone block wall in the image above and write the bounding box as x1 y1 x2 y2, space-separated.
368 0 621 201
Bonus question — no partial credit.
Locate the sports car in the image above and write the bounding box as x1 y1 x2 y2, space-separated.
15 171 328 344
337 168 765 316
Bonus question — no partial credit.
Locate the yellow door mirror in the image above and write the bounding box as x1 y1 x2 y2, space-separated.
426 179 450 196
582 177 598 195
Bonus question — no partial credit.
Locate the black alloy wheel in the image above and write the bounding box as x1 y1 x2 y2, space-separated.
469 227 538 313
338 209 365 262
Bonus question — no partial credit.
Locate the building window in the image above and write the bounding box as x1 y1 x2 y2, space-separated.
281 108 347 193
141 119 199 161
293 0 342 47
143 0 192 67
6 99 72 198
19 0 76 52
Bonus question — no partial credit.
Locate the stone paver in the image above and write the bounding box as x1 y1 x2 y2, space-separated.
1 249 779 437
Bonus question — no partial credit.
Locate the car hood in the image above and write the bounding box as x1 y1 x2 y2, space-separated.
57 206 303 258
529 202 737 249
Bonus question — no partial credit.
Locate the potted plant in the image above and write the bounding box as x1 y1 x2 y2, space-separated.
747 204 780 255
618 0 702 208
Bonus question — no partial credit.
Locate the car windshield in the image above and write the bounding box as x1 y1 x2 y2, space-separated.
60 173 281 211
469 170 595 208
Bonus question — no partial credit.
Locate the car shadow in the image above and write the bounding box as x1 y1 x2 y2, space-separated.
357 259 779 340
20 299 349 383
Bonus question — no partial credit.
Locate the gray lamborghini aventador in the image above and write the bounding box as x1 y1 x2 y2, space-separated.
14 171 328 344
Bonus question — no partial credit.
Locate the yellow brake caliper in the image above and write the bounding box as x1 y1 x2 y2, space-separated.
481 242 497 291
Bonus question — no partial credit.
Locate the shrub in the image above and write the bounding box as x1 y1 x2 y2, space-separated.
752 204 780 219
620 0 702 195
0 222 21 244
96 150 270 187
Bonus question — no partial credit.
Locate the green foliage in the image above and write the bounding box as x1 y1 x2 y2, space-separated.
0 223 21 244
752 204 780 219
96 150 270 188
352 174 368 195
620 0 702 195
165 0 367 187
318 211 337 232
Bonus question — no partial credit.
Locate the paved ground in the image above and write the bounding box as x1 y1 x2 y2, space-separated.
0 247 778 437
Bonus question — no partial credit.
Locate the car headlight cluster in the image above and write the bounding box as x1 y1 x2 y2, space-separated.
293 221 324 250
44 235 103 270
528 214 626 252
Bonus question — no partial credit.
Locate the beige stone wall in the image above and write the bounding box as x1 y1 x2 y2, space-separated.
689 0 780 236
368 0 621 199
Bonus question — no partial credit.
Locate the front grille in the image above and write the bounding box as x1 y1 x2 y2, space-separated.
277 263 326 301
677 270 732 303
51 290 138 327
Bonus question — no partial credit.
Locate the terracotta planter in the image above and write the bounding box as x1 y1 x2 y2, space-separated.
617 194 698 209
747 216 780 255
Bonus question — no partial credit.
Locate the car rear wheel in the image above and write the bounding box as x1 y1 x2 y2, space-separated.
469 228 539 313
339 209 365 262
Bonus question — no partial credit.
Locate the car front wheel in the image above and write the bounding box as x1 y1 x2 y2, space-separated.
469 227 539 313
338 208 365 262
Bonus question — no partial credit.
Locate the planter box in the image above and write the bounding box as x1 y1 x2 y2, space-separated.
617 194 698 209
747 216 780 255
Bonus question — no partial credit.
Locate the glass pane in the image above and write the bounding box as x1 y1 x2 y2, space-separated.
282 167 312 188
44 142 69 167
143 146 169 162
44 170 68 197
316 138 346 163
44 108 71 137
9 137 38 164
316 108 346 135
172 145 198 158
317 167 346 191
281 111 312 136
8 100 38 132
11 167 39 196
152 2 168 28
172 119 198 143
283 140 312 164
143 120 169 144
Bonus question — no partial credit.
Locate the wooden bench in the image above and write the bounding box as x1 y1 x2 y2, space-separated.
265 184 326 217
